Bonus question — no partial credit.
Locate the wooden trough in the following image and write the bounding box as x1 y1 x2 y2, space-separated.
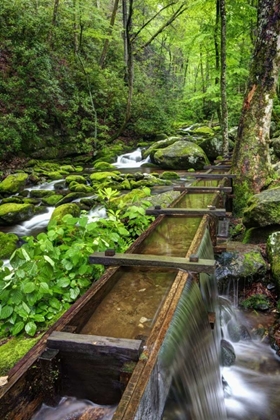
0 167 232 420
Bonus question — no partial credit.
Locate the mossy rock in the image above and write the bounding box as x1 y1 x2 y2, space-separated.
142 137 181 160
74 166 84 173
120 179 132 190
65 175 87 185
243 187 280 227
191 126 215 136
0 173 28 195
60 165 75 172
153 140 209 170
50 203 81 224
22 198 41 205
42 194 64 206
30 190 56 198
1 197 23 204
89 171 122 183
69 182 94 193
0 232 18 259
112 188 150 207
56 193 87 206
93 161 116 170
159 171 180 180
47 171 65 180
267 232 280 291
0 203 35 225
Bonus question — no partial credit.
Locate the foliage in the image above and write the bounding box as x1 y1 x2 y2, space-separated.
0 195 154 338
240 294 270 310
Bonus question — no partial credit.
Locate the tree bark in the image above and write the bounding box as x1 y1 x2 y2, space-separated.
220 0 229 155
232 0 280 208
99 0 120 69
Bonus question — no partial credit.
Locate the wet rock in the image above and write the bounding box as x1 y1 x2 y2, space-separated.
243 187 280 228
227 319 242 343
221 339 236 367
267 231 280 291
216 243 267 289
0 203 35 225
0 173 28 195
153 140 209 170
50 203 81 224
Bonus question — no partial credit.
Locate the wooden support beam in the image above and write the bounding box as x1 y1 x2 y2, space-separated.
187 173 236 179
47 331 142 360
173 186 232 193
203 165 231 170
146 207 229 217
89 252 216 273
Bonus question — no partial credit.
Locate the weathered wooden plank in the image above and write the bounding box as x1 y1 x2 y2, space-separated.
203 165 231 170
146 207 229 217
187 173 236 179
89 252 215 273
173 186 232 193
47 331 142 360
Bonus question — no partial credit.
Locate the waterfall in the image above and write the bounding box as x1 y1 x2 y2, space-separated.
160 229 227 420
113 148 150 168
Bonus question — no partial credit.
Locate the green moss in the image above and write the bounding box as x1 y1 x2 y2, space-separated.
0 173 28 194
0 335 42 376
233 180 253 217
50 203 81 223
42 194 64 206
159 171 180 180
0 232 18 259
93 161 115 170
65 175 87 185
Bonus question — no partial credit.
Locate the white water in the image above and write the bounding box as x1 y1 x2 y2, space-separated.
113 148 150 168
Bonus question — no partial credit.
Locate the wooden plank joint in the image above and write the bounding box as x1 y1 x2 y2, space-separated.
89 252 216 273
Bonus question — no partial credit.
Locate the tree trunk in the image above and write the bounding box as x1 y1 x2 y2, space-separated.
232 0 280 211
99 0 120 69
220 0 229 155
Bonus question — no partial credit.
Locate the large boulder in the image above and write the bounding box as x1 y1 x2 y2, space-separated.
267 231 280 291
142 137 181 161
216 242 267 292
152 140 209 170
49 203 81 224
0 203 35 225
0 173 28 195
243 187 280 227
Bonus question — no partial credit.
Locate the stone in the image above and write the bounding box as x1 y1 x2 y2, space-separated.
0 173 28 195
153 140 209 170
267 231 280 291
243 187 280 227
0 232 18 259
50 203 81 224
221 339 236 367
0 203 35 225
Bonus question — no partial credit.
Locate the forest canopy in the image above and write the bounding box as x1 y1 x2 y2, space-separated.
0 0 269 161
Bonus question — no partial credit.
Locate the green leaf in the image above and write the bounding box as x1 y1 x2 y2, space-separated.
38 282 51 293
49 297 61 310
33 314 45 322
70 287 80 300
0 305 13 320
78 264 88 275
44 255 55 267
22 282 35 293
11 321 25 335
25 321 37 337
57 278 70 288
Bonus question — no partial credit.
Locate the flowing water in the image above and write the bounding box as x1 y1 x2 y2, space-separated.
4 150 280 419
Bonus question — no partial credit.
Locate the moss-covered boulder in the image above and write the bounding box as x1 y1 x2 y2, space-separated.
142 137 181 160
65 175 87 185
41 194 64 206
30 190 56 198
0 203 35 225
0 173 28 195
243 187 280 227
68 182 93 193
56 192 87 206
89 171 122 183
93 161 116 170
267 232 280 291
50 203 81 224
153 140 209 170
216 242 267 289
159 171 180 180
0 232 18 259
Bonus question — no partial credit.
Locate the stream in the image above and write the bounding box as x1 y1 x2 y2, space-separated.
1 150 280 419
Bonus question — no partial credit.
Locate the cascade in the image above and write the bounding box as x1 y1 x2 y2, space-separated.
161 229 226 420
113 148 150 168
